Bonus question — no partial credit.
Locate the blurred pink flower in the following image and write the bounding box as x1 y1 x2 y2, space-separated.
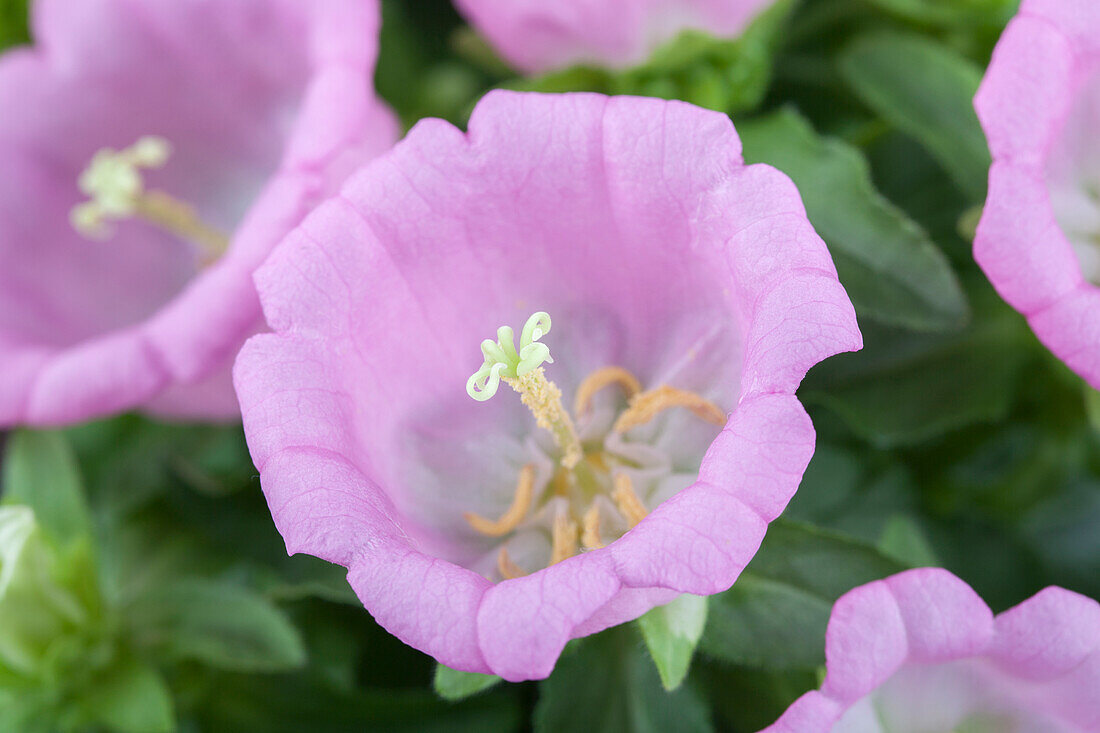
0 0 397 425
765 568 1100 732
975 0 1100 389
453 0 778 73
235 90 861 680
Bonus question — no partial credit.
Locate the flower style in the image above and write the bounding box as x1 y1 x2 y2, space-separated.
234 90 861 680
453 0 779 73
975 0 1100 389
0 0 397 425
765 568 1100 732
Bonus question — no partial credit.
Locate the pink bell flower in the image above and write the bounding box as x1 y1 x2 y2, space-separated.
0 0 397 425
453 0 779 73
766 567 1100 732
975 0 1100 389
234 90 861 681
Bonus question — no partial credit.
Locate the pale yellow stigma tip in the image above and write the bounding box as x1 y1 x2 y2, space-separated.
464 464 535 537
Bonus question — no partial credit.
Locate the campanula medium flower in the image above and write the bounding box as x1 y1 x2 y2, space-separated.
0 0 397 425
234 90 862 681
765 567 1100 732
975 0 1100 389
452 0 779 73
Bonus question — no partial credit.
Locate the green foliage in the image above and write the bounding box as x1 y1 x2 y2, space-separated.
124 578 306 672
636 593 707 691
0 0 28 50
740 108 967 331
839 30 990 202
513 0 795 114
534 628 713 733
194 672 524 733
2 431 93 548
74 655 174 733
802 277 1035 447
433 664 502 702
702 521 907 669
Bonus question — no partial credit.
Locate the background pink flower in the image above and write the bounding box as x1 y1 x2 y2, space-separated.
765 568 1100 732
975 0 1100 389
235 90 861 681
452 0 779 73
0 0 397 425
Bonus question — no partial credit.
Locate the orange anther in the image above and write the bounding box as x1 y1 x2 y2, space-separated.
497 547 526 580
581 503 603 550
550 508 579 565
573 366 643 418
464 464 535 537
611 473 648 528
612 385 725 433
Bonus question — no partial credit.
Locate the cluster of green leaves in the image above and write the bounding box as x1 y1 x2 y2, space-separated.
7 0 1100 731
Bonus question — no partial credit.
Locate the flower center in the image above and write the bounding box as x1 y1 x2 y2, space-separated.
70 136 230 265
465 312 727 581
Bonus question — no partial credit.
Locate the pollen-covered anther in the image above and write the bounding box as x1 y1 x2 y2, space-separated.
497 547 526 580
581 503 603 550
464 464 535 537
573 366 643 418
611 472 648 528
613 385 726 433
504 368 582 468
550 508 579 565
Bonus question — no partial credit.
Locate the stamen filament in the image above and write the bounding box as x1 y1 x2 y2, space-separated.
497 547 526 580
611 473 648 528
573 366 643 418
504 368 582 468
133 192 230 265
582 503 603 550
613 385 726 433
550 508 579 565
464 464 535 537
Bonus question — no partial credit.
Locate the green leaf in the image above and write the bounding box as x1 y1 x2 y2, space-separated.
2 430 93 548
0 0 29 50
878 514 939 567
77 655 174 733
196 673 523 733
702 575 832 668
126 579 306 672
535 627 713 733
433 664 502 702
864 0 1018 28
802 278 1033 447
702 521 906 669
637 594 707 691
0 507 101 680
839 31 990 202
739 108 967 331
